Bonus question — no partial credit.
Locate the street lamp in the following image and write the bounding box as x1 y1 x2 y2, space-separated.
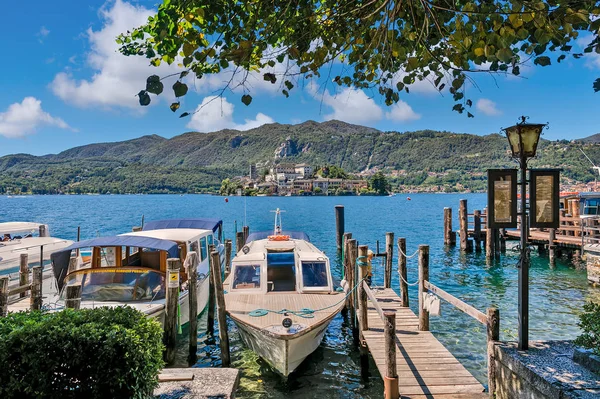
502 116 547 351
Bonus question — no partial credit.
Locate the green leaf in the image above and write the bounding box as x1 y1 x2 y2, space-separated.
467 112 474 118
263 73 277 83
284 80 294 90
534 56 551 66
169 102 180 112
179 71 189 79
594 78 600 93
496 48 513 63
241 94 252 106
145 75 163 95
138 90 151 106
172 81 188 97
179 112 190 118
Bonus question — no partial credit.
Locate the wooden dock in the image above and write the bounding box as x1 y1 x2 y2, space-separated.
362 288 486 399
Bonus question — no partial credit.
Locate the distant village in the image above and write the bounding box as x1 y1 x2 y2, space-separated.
222 163 372 196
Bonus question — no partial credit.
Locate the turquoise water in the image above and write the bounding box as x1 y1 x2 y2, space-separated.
2 194 598 398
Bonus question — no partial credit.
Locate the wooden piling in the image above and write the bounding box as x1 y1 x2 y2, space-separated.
242 226 249 243
65 284 82 310
164 258 181 364
474 210 482 251
235 231 244 254
210 250 230 367
19 254 29 298
486 219 494 260
68 256 78 274
418 245 430 332
39 224 48 237
500 230 507 253
487 308 500 398
30 266 42 311
335 205 345 251
207 250 216 335
397 237 409 307
358 245 369 332
384 311 399 399
39 245 44 269
347 239 358 342
188 252 199 359
494 229 501 260
444 207 454 246
549 228 556 266
224 239 232 279
342 233 352 316
459 199 469 252
0 276 8 317
385 232 394 289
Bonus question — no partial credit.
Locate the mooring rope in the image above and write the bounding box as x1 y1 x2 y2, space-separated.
249 276 365 318
397 244 420 259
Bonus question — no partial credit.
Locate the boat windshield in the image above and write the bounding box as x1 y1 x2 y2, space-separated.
61 268 166 302
232 265 261 289
302 262 328 288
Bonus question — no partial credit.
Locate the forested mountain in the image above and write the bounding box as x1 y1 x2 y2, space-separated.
1 120 599 194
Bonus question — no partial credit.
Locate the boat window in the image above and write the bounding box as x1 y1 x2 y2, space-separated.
302 262 328 288
267 253 296 292
208 234 214 247
584 199 599 215
62 269 166 302
232 265 260 289
199 237 207 261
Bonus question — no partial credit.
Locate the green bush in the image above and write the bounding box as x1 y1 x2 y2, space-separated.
0 307 164 399
574 301 600 356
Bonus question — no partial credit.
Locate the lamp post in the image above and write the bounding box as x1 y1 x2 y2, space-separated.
502 116 547 351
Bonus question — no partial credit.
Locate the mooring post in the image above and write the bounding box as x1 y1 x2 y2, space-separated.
494 229 501 260
164 258 181 364
210 250 230 366
335 205 345 251
39 245 44 270
342 233 352 316
418 245 430 331
444 207 454 246
19 254 29 298
188 252 199 360
384 311 399 399
474 210 482 251
385 232 394 289
235 231 244 254
76 226 81 256
487 308 500 398
398 237 409 307
549 228 556 266
242 226 249 243
39 224 48 238
30 266 42 311
0 276 8 317
224 239 232 279
500 229 507 253
65 284 82 310
358 244 369 371
459 199 470 252
207 249 216 335
347 239 358 344
486 218 494 260
343 232 353 270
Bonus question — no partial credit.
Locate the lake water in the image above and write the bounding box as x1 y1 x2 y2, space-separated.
2 194 598 398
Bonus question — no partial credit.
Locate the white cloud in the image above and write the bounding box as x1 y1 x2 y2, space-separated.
39 26 50 37
320 87 383 124
50 0 180 110
385 100 421 121
577 34 600 70
476 98 502 116
0 97 73 138
186 96 274 132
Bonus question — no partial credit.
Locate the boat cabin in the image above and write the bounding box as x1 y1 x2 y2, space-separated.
230 231 333 294
51 236 180 303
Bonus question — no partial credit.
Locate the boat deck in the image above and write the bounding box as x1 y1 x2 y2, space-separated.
363 288 486 399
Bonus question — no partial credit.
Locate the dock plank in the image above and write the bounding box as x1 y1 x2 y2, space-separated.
362 288 486 399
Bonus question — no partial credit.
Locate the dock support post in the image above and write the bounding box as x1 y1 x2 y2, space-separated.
188 252 199 361
494 229 501 260
19 254 29 298
235 231 244 254
164 258 181 364
486 219 494 260
487 308 500 398
242 226 249 244
358 245 369 371
30 266 42 311
224 239 232 279
385 232 394 289
207 250 216 335
500 230 507 253
548 228 556 266
0 276 8 317
343 232 353 268
384 311 399 399
65 284 82 310
39 224 48 237
459 199 470 252
347 239 358 345
210 250 230 367
444 207 455 246
474 210 482 251
39 245 44 269
342 233 352 316
335 205 345 251
398 238 409 307
418 245 430 332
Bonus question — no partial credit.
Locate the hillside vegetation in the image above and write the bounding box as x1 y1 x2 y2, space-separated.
1 120 599 194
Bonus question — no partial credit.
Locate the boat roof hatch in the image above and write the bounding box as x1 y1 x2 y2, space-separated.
121 228 211 243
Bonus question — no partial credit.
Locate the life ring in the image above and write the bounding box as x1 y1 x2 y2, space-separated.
268 235 290 241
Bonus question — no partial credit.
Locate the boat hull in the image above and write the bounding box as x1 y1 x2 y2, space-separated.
234 316 333 376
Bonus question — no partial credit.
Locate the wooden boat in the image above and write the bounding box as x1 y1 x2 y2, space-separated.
0 222 72 276
223 209 346 376
49 219 224 326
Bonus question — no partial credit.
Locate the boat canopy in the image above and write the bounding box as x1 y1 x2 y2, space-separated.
0 222 43 235
246 231 310 243
143 218 223 233
51 236 179 291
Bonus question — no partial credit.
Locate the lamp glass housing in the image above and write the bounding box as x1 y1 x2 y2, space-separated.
504 123 545 159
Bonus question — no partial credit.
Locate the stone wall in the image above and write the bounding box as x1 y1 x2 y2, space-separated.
584 245 600 284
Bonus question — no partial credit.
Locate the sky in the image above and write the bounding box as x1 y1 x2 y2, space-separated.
0 0 598 157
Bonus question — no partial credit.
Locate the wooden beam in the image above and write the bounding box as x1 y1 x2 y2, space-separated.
487 308 500 398
210 250 230 367
19 254 29 298
335 205 345 251
65 284 82 310
398 238 408 307
30 266 42 311
384 311 399 399
418 245 429 331
425 282 487 325
385 232 394 289
188 252 199 360
0 276 8 317
164 258 181 364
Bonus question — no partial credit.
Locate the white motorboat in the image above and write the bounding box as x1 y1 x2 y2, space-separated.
223 209 346 376
0 222 73 276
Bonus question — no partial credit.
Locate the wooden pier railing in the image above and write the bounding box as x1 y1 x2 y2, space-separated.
0 254 43 316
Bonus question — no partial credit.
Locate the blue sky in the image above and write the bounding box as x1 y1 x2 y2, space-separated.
0 0 598 157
